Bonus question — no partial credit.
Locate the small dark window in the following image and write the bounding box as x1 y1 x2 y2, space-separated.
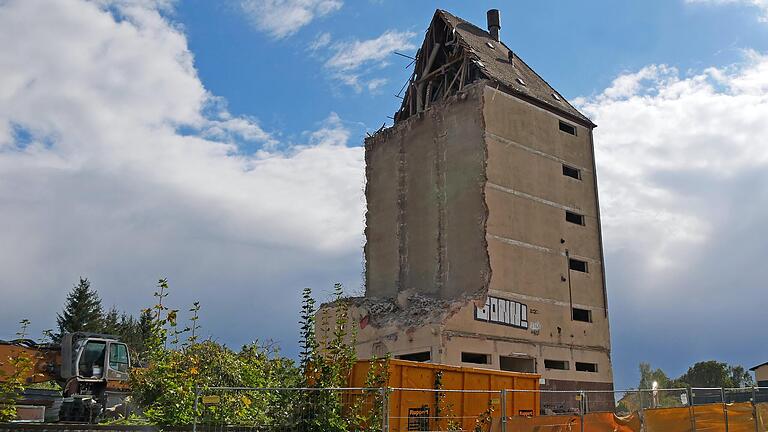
572 308 592 322
576 362 598 373
397 351 431 362
461 352 490 364
565 211 585 226
569 258 588 273
562 164 581 180
544 360 569 370
559 121 577 136
500 356 536 373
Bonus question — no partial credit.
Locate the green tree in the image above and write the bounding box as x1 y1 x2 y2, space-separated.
677 361 754 388
56 277 103 339
638 362 673 389
101 306 121 335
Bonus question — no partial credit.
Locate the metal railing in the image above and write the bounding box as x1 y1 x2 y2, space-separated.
191 386 768 432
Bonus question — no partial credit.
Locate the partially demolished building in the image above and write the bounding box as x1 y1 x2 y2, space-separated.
325 9 614 401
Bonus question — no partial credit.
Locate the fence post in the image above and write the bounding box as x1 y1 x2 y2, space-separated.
192 384 199 432
688 388 697 432
580 391 585 432
381 387 389 432
753 387 759 432
500 389 507 432
722 388 729 432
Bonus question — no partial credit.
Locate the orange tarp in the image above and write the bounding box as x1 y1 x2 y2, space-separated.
726 402 756 432
506 414 582 431
758 402 768 431
584 411 642 432
644 406 693 432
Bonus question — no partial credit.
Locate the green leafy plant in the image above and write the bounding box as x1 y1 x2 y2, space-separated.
0 320 36 422
129 279 300 427
433 369 462 431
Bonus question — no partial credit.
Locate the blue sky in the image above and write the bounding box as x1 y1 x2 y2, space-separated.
176 0 768 141
1 0 768 392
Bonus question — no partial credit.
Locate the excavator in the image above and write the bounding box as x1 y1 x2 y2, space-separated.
0 332 132 423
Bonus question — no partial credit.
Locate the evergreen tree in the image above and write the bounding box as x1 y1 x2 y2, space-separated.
56 277 103 339
101 306 121 335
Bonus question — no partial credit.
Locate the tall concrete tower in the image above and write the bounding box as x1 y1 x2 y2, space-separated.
328 9 613 408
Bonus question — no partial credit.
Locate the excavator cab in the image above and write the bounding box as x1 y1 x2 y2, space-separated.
60 333 132 421
74 339 130 380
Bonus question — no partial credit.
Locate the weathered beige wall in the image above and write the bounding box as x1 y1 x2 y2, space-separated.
364 129 402 298
364 83 489 299
336 298 612 385
352 82 613 389
755 365 768 382
480 85 612 384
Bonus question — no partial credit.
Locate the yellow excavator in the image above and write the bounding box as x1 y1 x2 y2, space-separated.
0 332 132 422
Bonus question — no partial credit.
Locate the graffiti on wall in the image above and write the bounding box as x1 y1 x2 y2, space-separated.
474 296 528 329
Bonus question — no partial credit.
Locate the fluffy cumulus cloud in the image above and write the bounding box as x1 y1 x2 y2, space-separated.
0 0 364 348
324 30 416 92
687 0 768 22
240 0 343 39
576 51 768 385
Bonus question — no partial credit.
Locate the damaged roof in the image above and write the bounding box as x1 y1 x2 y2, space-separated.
435 9 594 127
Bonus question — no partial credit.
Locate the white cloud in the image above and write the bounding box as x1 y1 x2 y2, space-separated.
324 30 415 92
581 51 768 273
309 31 332 51
0 0 364 346
577 51 768 380
686 0 768 22
240 0 343 39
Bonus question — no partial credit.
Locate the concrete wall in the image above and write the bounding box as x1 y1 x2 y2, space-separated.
755 365 768 383
481 85 612 385
364 83 489 299
357 82 613 390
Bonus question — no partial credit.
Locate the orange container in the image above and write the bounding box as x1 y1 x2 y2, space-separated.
350 359 540 431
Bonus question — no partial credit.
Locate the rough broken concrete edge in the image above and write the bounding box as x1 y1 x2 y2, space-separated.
363 80 492 300
477 79 492 311
337 82 496 335
320 292 480 335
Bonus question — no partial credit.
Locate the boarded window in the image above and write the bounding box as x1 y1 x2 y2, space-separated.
461 352 490 364
565 211 585 225
397 351 431 362
562 164 581 180
559 121 577 135
572 308 592 322
576 362 598 373
500 356 536 373
544 360 569 370
569 258 588 273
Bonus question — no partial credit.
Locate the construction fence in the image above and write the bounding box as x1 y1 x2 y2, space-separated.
192 386 768 432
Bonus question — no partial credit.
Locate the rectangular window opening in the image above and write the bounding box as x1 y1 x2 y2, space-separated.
562 164 581 180
569 258 588 273
544 359 569 370
461 352 490 365
559 121 577 136
576 362 599 373
500 356 536 373
572 308 592 323
396 351 431 362
565 211 585 226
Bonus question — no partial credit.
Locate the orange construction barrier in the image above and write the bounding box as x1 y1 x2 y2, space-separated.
758 402 768 431
506 414 581 431
583 411 641 432
644 406 693 432
726 402 756 432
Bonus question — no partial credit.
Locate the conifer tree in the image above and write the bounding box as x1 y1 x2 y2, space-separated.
56 277 103 339
101 306 121 335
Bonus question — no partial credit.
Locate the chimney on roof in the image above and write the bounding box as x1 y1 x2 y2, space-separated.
487 9 501 42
